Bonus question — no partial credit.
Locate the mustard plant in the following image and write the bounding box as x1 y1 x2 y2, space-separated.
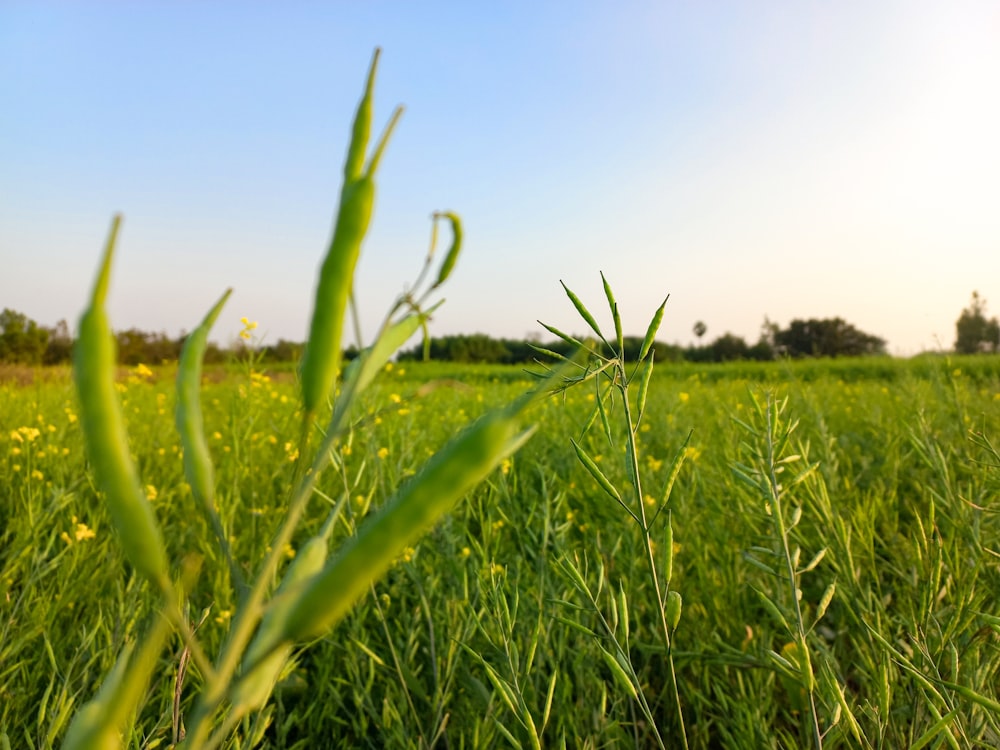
64 50 556 749
537 274 689 748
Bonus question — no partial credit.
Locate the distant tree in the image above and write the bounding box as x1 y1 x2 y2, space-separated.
261 339 304 363
43 319 73 364
708 333 750 362
0 309 49 364
115 328 182 365
775 317 886 358
955 291 1000 354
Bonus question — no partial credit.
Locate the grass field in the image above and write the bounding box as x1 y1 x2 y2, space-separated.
2 355 999 748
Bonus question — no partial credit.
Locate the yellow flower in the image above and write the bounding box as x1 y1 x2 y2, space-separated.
679 392 690 403
145 485 158 501
377 447 389 460
31 470 44 481
500 458 512 475
460 547 472 559
389 393 402 404
74 522 96 541
133 363 153 379
683 445 702 462
239 316 258 340
10 431 23 443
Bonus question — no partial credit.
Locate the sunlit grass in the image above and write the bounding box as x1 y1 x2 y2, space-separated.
2 356 999 746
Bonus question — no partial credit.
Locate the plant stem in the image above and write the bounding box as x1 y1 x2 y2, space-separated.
618 363 689 750
763 396 823 750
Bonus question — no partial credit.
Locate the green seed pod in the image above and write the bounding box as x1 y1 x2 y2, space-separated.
638 296 668 362
601 272 623 354
571 439 622 503
231 530 331 712
300 177 376 421
176 288 231 510
664 512 674 583
282 407 535 642
666 590 683 631
432 211 463 289
300 50 404 424
636 354 654 422
561 280 605 343
74 215 169 591
344 49 379 181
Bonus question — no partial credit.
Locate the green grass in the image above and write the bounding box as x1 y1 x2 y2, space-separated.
2 355 999 747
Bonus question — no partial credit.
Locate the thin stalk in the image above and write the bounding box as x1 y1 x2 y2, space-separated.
763 398 823 750
618 360 689 750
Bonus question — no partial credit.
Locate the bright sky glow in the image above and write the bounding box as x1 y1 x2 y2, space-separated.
3 2 999 355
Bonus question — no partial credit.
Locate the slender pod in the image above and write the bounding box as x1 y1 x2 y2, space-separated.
74 215 170 591
300 49 404 423
281 406 535 642
176 288 232 510
431 211 463 289
601 273 624 354
638 296 668 362
561 280 606 345
230 514 336 712
636 354 654 423
344 48 378 181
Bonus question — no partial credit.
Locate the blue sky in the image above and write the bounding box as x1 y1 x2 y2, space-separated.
3 2 999 355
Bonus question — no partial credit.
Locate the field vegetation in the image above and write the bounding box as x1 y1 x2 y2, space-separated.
2 353 999 747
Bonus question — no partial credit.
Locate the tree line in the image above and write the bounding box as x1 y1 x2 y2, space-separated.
2 292 997 366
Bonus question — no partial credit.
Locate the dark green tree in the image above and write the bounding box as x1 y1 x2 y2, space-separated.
775 317 886 358
42 319 73 364
0 309 49 364
955 291 1000 354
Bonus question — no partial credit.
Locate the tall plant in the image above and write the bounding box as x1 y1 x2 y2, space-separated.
64 49 552 749
537 275 690 748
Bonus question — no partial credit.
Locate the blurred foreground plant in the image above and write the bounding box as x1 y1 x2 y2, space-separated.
64 49 552 750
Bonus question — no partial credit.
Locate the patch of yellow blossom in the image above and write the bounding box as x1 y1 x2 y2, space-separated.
61 516 96 545
239 317 258 340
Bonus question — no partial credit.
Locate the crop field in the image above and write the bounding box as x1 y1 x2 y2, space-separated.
2 355 1000 748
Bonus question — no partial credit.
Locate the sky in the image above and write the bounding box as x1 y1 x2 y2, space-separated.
3 2 999 356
